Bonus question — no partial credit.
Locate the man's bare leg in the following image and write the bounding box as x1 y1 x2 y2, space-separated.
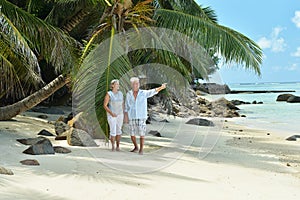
139 136 144 155
116 135 121 151
110 136 115 151
130 136 139 152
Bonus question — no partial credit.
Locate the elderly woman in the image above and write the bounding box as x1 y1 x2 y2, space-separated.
103 79 124 151
124 77 166 155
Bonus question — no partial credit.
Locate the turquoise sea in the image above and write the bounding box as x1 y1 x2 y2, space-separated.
224 82 300 135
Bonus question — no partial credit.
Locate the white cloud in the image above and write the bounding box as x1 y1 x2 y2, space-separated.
257 37 271 49
286 63 298 71
257 26 287 53
292 11 300 28
292 47 300 57
273 64 299 72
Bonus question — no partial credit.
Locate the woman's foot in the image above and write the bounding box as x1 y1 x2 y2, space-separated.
138 150 143 155
116 147 120 151
130 147 139 152
111 146 115 152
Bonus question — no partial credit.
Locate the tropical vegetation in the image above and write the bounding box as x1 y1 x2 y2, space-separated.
0 0 262 137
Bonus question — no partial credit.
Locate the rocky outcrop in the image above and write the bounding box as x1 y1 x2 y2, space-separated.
0 166 13 175
186 118 214 126
287 96 300 103
231 100 251 105
276 94 294 101
193 83 231 94
149 89 242 118
66 128 97 147
23 138 55 155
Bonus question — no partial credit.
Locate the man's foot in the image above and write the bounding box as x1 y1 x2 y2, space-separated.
130 147 139 153
111 146 115 152
138 150 143 155
116 147 120 152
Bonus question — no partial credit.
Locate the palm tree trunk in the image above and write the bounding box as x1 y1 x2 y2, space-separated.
0 75 69 121
62 9 90 33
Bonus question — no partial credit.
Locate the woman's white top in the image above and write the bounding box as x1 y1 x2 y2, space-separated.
108 91 123 115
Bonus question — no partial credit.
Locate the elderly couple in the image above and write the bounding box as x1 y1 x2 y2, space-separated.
103 77 166 155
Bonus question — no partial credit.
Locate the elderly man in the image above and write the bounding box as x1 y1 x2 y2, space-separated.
124 77 166 155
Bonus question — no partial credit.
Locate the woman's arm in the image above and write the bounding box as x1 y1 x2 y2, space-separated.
103 93 116 117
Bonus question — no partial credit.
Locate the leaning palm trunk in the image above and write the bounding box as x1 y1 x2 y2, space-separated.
0 75 69 121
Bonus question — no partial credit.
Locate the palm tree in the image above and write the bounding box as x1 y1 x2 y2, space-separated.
73 0 262 137
0 0 263 129
0 0 77 120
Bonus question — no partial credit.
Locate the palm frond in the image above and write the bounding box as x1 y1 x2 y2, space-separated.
155 0 218 23
1 0 77 73
73 33 132 138
154 9 262 75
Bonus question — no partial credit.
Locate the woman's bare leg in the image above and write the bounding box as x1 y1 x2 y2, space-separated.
116 135 121 151
110 136 116 151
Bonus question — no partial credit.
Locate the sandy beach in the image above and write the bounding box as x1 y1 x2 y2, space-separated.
1 110 299 200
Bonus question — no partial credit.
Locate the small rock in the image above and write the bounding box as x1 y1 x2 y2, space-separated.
257 101 263 104
67 128 97 147
148 130 162 137
287 96 300 103
20 159 40 166
252 101 257 104
55 121 70 136
186 118 214 127
55 135 67 140
0 166 14 175
286 135 300 141
276 94 294 102
17 137 46 145
37 115 48 119
267 133 270 136
159 119 169 123
239 130 243 132
54 146 71 154
23 138 55 155
241 115 246 117
38 129 55 137
30 107 64 114
287 163 291 167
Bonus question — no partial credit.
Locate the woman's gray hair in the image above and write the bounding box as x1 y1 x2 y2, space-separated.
110 79 119 88
130 77 139 83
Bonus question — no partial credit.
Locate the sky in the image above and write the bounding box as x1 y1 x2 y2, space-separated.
196 0 300 83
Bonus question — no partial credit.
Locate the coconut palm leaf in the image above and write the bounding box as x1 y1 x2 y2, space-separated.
1 0 77 73
154 9 262 75
154 0 217 23
73 31 132 138
0 7 42 99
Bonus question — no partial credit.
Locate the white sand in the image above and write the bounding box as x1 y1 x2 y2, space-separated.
0 113 300 200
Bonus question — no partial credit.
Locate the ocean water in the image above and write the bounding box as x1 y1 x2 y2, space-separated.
223 82 300 135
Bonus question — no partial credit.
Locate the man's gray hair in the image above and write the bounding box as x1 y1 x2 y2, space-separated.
130 77 140 83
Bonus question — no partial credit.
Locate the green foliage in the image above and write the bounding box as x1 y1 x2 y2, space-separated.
0 0 77 99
